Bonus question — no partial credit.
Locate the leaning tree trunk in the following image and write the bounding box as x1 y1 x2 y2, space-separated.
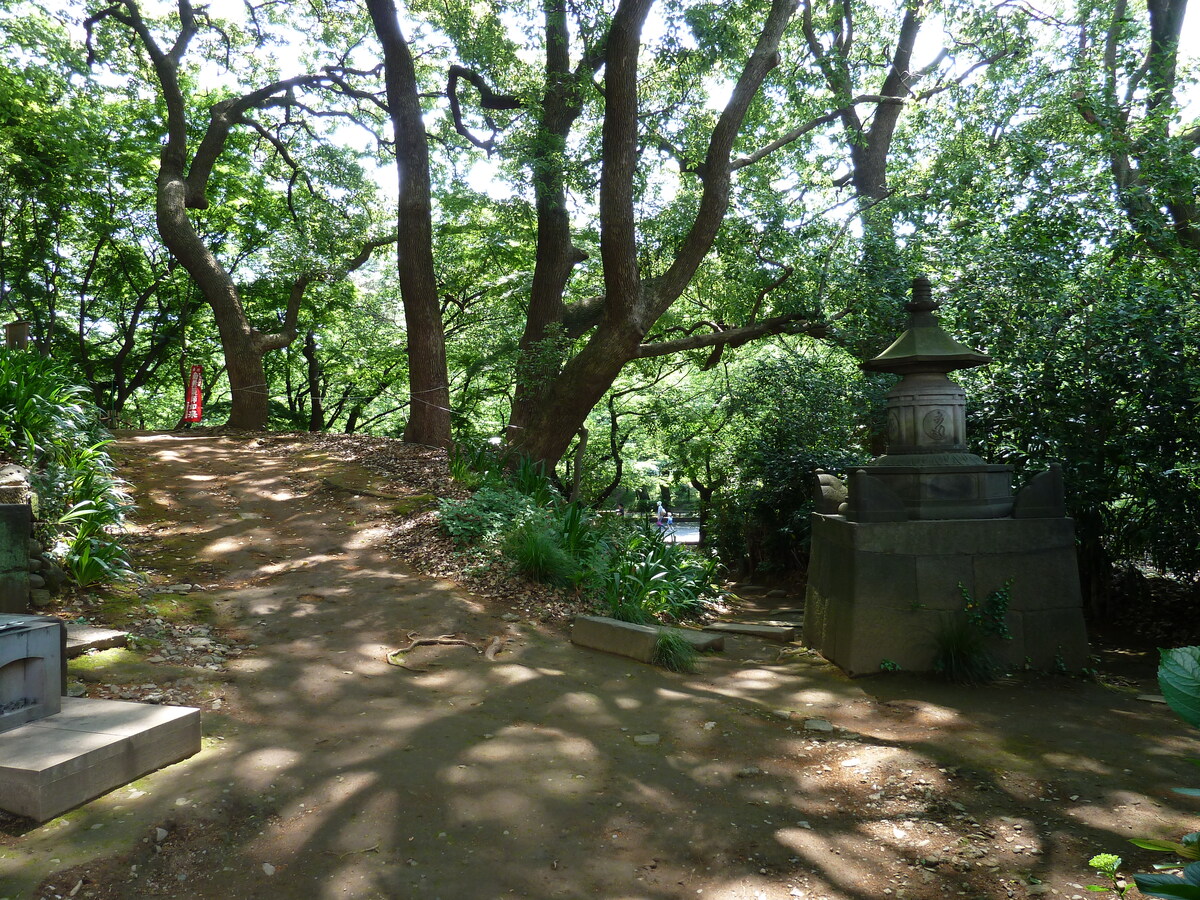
156 179 272 428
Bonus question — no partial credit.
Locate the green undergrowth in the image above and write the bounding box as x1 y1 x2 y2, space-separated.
440 450 725 643
90 584 217 627
67 648 207 685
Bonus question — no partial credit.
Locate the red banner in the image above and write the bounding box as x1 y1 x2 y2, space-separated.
184 365 203 422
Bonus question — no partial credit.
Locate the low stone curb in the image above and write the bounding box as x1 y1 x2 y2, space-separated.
571 615 724 664
701 622 797 642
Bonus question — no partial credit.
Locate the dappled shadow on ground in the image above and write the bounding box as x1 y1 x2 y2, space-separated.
7 432 1199 900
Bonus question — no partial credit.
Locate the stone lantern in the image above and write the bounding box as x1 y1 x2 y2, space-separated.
802 277 1089 675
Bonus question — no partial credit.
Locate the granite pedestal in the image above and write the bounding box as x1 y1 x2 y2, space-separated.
803 513 1089 676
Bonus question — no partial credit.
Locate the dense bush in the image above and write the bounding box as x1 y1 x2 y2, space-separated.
440 453 723 624
0 349 133 585
707 351 884 574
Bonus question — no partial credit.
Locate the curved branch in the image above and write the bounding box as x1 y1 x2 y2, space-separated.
634 312 829 359
447 64 522 152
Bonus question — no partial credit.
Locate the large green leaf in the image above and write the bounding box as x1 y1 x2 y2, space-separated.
1160 648 1200 730
1133 862 1200 899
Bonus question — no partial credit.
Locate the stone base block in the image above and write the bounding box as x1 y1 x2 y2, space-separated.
803 514 1089 676
0 697 201 822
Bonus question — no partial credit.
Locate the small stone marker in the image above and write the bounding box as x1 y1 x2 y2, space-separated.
803 718 834 732
1136 694 1167 704
633 733 660 745
702 622 797 643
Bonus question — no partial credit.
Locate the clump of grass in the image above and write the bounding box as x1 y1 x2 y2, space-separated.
931 614 997 685
652 631 697 673
503 519 576 586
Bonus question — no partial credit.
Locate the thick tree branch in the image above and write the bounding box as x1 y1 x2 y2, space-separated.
652 0 799 316
634 312 829 359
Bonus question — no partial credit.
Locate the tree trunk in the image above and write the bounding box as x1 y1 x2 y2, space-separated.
510 0 797 468
302 329 324 431
367 0 452 449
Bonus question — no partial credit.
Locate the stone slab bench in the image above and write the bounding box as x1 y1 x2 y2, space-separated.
702 622 798 642
0 697 200 822
571 615 724 663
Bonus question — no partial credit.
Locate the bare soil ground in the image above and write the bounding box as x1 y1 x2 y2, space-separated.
2 431 1198 900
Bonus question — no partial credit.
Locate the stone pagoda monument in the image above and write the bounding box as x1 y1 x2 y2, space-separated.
803 277 1089 675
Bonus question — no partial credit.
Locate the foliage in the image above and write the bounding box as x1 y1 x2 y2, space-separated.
502 516 576 587
960 580 1014 640
930 613 997 686
1159 647 1200 730
438 486 536 547
601 524 721 625
1089 648 1200 899
669 347 884 574
442 453 723 625
0 350 132 584
652 631 698 674
1087 853 1131 896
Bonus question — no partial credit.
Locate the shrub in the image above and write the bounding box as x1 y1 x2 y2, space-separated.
931 614 997 685
439 486 536 546
0 350 132 585
602 524 721 624
503 518 576 586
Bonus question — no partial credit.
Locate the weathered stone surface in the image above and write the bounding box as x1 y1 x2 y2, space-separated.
662 627 724 651
843 471 908 523
571 616 724 662
0 504 33 614
0 615 63 733
1012 465 1067 519
0 697 201 822
803 513 1088 675
813 470 848 514
702 622 797 643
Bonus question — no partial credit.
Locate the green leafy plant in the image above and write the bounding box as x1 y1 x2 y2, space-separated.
1102 647 1200 900
0 350 133 586
960 579 1013 639
879 659 901 672
439 486 536 546
1087 853 1131 896
652 631 697 674
601 524 721 624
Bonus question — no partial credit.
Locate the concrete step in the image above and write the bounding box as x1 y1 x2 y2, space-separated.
65 624 129 658
0 697 201 822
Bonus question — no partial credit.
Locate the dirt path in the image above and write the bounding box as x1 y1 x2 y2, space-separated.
4 433 1199 900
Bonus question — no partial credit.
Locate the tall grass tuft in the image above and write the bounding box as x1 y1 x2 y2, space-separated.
931 613 997 685
652 631 698 673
